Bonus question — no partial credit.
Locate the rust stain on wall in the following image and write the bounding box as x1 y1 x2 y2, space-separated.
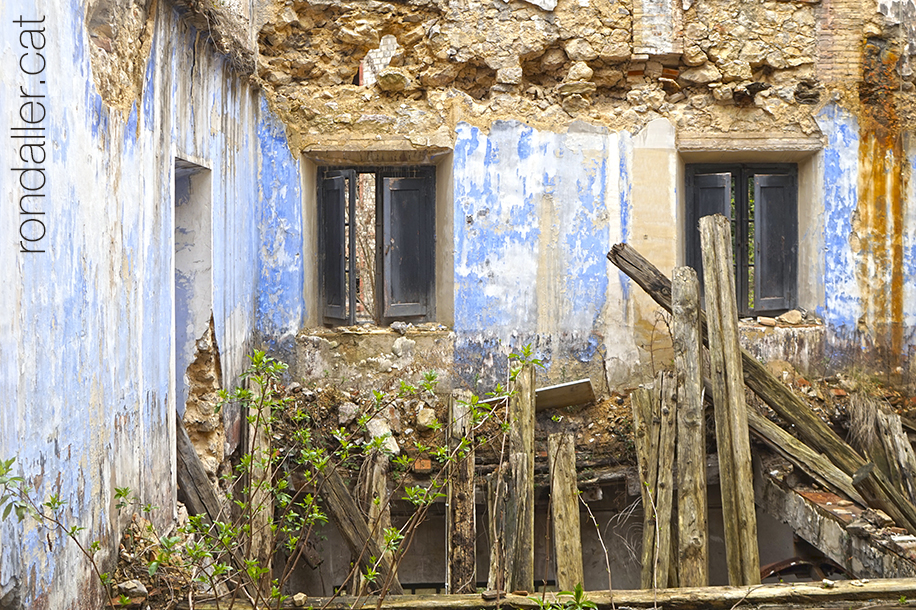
855 38 907 365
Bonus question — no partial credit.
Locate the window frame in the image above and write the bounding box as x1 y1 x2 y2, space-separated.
317 165 436 327
685 163 798 317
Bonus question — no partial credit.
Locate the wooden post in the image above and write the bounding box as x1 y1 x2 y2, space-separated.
548 432 584 591
608 242 916 535
488 364 535 593
447 391 477 594
506 363 535 593
486 468 506 591
654 372 677 589
699 214 760 586
318 466 404 595
354 450 392 595
630 386 660 589
672 266 708 587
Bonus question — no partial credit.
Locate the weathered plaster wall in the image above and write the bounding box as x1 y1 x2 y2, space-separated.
451 119 637 390
257 98 305 364
255 0 916 385
0 0 299 607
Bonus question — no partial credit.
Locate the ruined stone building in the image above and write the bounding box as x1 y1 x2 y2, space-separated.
1 0 916 606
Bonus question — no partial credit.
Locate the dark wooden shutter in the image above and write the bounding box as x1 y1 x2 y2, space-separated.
380 174 434 320
318 173 348 324
754 173 797 311
687 171 732 287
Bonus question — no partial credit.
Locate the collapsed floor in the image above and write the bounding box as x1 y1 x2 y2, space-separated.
106 316 916 608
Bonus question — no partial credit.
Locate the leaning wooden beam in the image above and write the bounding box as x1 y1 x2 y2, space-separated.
317 465 404 595
699 215 759 586
447 391 476 594
606 242 916 535
176 413 225 524
630 386 660 589
354 450 392 595
547 432 584 591
654 372 677 589
184 579 916 610
672 267 708 587
743 406 866 506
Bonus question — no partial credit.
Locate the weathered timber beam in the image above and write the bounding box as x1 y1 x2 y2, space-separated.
630 386 659 589
317 466 404 595
672 267 709 587
547 432 584 591
176 412 226 524
181 579 916 610
447 391 476 594
655 372 677 588
607 242 916 535
699 216 759 586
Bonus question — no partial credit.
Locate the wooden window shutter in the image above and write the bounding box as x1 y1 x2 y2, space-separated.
687 171 732 288
380 174 434 320
754 173 797 311
318 172 351 324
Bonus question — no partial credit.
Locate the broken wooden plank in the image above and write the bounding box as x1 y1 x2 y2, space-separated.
606 242 916 535
654 372 677 589
317 465 404 595
630 385 660 589
672 266 708 588
535 379 596 411
447 391 476 594
480 378 595 411
699 215 759 586
176 412 225 524
547 432 584 591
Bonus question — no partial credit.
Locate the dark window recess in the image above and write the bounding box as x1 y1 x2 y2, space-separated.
318 166 435 326
685 164 797 316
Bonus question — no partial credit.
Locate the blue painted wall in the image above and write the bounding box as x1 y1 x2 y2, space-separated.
451 120 631 389
0 1 302 607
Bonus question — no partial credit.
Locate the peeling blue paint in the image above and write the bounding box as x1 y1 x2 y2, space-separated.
256 97 304 356
0 1 302 606
816 104 860 340
617 133 633 311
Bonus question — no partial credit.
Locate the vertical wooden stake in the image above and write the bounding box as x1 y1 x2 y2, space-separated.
654 372 677 589
505 363 535 593
486 467 506 591
672 266 709 587
548 432 584 591
699 214 760 586
631 386 660 589
447 391 477 594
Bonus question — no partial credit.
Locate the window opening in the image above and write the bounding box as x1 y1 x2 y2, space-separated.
685 163 797 316
318 166 435 326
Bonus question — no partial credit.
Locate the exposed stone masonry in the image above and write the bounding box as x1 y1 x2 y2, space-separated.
253 0 915 153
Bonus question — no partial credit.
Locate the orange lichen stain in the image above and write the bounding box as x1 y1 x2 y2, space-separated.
855 38 906 366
